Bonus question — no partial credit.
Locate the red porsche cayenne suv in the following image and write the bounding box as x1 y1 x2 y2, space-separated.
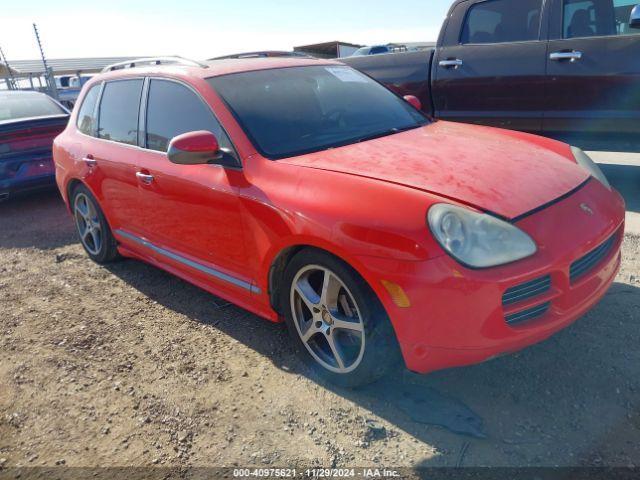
53 56 625 387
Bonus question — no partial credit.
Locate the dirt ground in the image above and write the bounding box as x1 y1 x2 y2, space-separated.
1 189 639 470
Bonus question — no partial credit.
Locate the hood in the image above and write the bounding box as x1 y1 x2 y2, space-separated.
280 121 589 219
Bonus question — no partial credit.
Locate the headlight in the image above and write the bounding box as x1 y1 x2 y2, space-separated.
428 204 537 268
571 146 611 190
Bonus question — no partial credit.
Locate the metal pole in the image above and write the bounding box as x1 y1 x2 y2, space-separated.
0 45 17 90
33 23 59 99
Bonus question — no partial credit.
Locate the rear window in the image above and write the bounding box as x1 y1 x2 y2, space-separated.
461 0 543 44
0 94 66 122
97 79 143 146
76 85 100 136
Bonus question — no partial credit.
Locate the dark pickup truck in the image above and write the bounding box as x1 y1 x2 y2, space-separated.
342 0 640 152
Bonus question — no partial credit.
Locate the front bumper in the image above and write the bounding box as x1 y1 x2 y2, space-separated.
359 179 626 374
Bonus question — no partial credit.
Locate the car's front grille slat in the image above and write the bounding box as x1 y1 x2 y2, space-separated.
505 302 550 326
570 235 615 283
502 275 551 306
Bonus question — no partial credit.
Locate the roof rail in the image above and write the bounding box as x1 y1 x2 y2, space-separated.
209 51 313 60
101 56 208 73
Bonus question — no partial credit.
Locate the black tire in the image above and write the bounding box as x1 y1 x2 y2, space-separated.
281 248 402 388
71 184 120 264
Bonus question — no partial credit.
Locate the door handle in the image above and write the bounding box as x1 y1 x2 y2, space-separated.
136 171 154 184
83 155 97 167
439 59 463 68
549 51 583 62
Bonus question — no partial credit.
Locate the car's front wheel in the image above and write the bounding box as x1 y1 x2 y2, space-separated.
282 249 401 387
71 184 120 264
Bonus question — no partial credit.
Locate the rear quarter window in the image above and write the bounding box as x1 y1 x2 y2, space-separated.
76 85 100 136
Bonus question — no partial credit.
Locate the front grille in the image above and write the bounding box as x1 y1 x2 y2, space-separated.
502 275 551 306
570 235 615 283
505 302 550 326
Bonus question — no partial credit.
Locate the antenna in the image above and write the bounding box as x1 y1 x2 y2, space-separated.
33 23 59 99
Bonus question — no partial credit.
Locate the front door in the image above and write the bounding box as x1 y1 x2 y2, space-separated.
133 78 252 294
433 0 548 133
544 0 640 147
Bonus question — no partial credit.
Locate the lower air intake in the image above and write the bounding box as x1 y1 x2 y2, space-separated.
570 235 615 283
505 302 550 326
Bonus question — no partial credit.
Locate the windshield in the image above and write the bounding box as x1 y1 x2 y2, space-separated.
207 65 428 159
0 93 67 122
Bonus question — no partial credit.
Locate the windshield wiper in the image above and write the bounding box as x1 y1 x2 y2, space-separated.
355 124 421 143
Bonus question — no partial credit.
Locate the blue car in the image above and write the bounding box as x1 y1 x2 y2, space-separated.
0 91 69 200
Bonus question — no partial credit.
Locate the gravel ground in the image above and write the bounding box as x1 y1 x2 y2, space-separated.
1 189 639 470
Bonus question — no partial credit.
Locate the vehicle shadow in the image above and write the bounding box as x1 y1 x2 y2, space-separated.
105 257 640 465
600 163 640 213
0 188 77 250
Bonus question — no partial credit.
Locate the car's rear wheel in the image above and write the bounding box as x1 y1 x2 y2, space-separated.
72 184 120 263
282 249 401 387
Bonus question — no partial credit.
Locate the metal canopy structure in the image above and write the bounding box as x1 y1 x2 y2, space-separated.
0 57 142 77
294 41 362 59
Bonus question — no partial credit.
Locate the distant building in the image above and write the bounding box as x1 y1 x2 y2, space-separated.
293 41 362 59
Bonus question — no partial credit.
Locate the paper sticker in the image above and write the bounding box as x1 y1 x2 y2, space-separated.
325 67 368 83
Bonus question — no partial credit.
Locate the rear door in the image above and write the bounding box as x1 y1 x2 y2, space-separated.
84 79 144 233
432 0 548 133
133 78 252 293
544 0 640 146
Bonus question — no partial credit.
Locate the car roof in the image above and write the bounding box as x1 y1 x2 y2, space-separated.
97 57 343 82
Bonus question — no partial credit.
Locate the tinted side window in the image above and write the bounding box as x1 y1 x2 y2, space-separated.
369 46 390 55
563 0 637 38
76 85 100 136
98 79 143 145
145 79 232 153
461 0 543 44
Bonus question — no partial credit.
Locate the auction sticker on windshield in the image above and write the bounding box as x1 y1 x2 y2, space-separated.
325 66 368 83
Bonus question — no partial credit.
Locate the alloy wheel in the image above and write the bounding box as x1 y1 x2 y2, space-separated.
74 192 102 256
290 265 365 373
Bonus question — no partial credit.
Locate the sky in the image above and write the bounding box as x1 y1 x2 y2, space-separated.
1 0 452 61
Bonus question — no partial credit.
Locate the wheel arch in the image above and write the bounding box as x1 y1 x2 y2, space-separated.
65 177 116 232
65 178 84 209
266 242 387 319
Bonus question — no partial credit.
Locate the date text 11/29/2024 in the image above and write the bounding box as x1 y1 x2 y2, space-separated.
232 468 401 478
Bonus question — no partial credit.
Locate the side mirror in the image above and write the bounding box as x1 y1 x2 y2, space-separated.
631 4 640 29
167 130 220 165
403 95 422 111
